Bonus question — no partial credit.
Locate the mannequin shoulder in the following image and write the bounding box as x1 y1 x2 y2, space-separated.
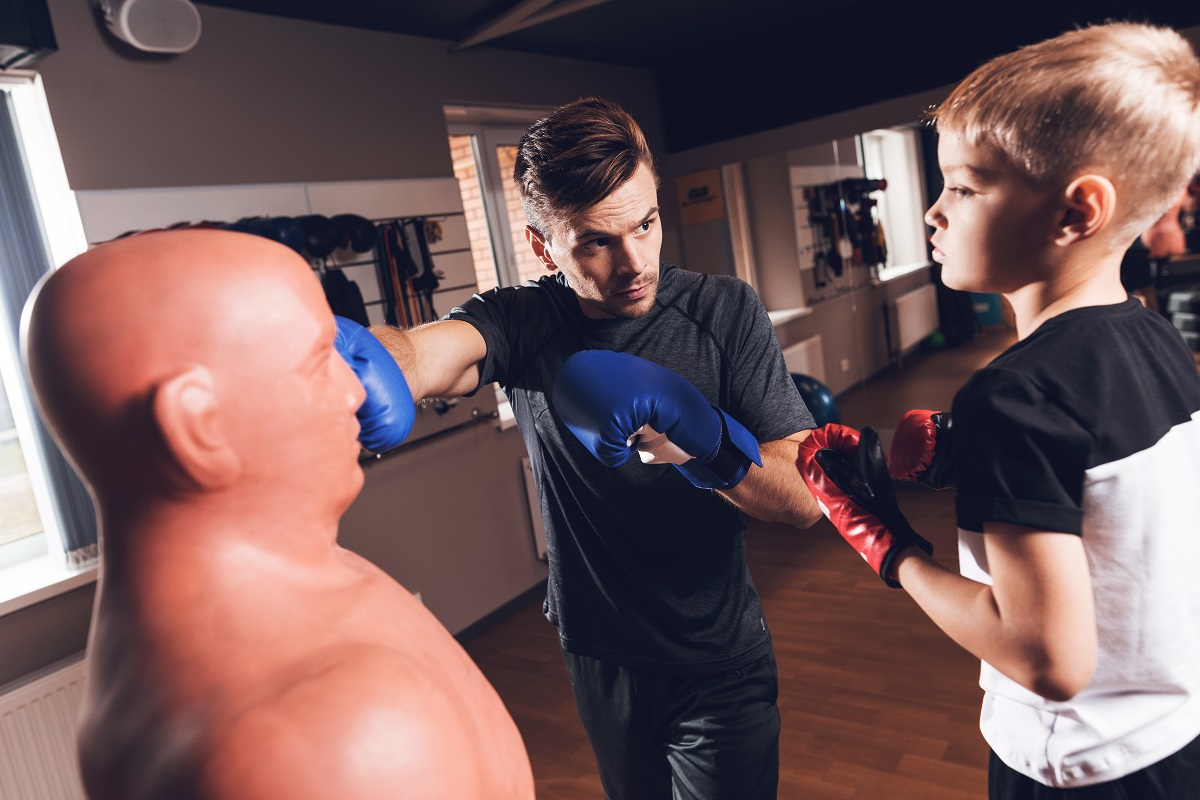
206 643 534 800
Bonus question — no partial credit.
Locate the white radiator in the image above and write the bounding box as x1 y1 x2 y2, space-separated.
781 334 826 384
892 283 939 353
0 654 88 800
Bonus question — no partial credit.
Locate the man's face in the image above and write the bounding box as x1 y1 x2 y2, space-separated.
925 133 1063 294
219 261 367 513
527 163 663 320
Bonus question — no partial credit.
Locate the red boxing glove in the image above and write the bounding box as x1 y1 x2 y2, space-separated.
888 409 955 489
799 424 933 588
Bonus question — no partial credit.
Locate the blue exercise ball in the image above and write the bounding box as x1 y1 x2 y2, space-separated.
791 373 841 427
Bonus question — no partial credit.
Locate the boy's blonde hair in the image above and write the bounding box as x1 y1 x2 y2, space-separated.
932 22 1200 246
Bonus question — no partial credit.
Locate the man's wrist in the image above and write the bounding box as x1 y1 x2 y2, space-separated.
702 413 752 484
675 408 761 490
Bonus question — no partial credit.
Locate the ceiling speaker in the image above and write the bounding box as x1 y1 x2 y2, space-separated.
98 0 201 54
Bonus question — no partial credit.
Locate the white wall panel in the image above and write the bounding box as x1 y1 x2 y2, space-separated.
305 178 463 221
74 184 310 244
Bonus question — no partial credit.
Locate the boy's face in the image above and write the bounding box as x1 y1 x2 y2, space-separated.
526 163 663 320
925 133 1063 294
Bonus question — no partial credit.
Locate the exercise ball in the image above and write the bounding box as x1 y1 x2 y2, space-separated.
791 373 841 427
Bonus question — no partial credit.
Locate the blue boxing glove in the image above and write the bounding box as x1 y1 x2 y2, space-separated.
334 316 415 453
552 350 761 490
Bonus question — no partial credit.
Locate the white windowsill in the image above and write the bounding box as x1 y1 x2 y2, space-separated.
767 306 813 327
876 261 933 282
0 554 97 618
496 398 517 430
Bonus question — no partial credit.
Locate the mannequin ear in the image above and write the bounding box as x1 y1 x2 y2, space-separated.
152 365 242 491
525 226 558 272
1055 174 1116 246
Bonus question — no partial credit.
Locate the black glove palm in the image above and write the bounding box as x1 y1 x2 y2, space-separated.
806 426 933 587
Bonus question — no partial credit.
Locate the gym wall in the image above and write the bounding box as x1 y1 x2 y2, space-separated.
2 0 670 686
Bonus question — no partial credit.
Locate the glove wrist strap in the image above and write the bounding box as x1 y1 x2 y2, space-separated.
676 408 762 490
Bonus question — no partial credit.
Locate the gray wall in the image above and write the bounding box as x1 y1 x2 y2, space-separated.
744 152 804 311
1 0 673 685
37 1 666 192
0 2 952 686
0 585 93 686
10 3 1198 688
772 270 934 397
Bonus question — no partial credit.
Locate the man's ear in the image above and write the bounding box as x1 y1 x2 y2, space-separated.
525 226 558 272
1055 174 1116 246
152 365 241 491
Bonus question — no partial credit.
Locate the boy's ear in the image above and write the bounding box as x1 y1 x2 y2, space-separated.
1055 174 1116 246
152 365 242 491
525 226 558 272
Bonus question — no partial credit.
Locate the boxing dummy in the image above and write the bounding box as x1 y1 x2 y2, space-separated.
798 425 933 587
21 230 534 800
334 316 414 453
551 350 762 490
887 409 955 489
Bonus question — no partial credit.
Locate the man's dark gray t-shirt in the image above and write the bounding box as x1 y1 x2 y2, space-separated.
448 263 813 674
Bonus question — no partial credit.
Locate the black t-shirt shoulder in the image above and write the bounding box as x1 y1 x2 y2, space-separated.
954 298 1200 534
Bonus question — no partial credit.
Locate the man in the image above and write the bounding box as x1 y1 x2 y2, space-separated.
369 97 821 799
22 229 534 800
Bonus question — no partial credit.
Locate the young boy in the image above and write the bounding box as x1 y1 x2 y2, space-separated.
798 22 1200 798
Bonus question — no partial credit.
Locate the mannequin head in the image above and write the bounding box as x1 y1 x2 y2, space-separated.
23 229 365 524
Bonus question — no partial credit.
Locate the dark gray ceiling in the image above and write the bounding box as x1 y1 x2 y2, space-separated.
193 0 873 69
194 0 1200 152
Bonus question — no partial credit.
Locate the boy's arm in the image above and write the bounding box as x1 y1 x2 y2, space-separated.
892 527 1096 701
369 319 488 401
800 425 1097 701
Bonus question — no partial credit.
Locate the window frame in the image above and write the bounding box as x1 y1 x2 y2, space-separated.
0 71 95 615
444 106 548 430
858 124 933 281
445 104 546 290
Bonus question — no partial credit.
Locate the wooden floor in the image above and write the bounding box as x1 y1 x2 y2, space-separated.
463 327 1019 800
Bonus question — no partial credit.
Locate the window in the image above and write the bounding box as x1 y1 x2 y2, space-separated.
859 125 931 279
0 372 42 558
446 106 547 292
0 71 91 604
445 106 548 425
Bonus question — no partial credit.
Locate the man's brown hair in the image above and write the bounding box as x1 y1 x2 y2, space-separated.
515 97 658 238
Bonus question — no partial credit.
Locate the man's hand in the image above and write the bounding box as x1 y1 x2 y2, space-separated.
335 317 415 453
551 350 761 490
888 409 955 489
798 424 933 587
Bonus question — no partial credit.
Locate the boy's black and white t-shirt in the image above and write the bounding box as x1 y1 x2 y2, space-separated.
953 297 1200 788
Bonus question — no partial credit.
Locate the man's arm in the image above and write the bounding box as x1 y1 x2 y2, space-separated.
369 319 487 401
892 526 1096 701
551 351 822 528
719 430 822 528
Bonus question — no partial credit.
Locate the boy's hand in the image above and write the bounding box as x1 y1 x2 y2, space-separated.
798 424 933 587
888 409 955 489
